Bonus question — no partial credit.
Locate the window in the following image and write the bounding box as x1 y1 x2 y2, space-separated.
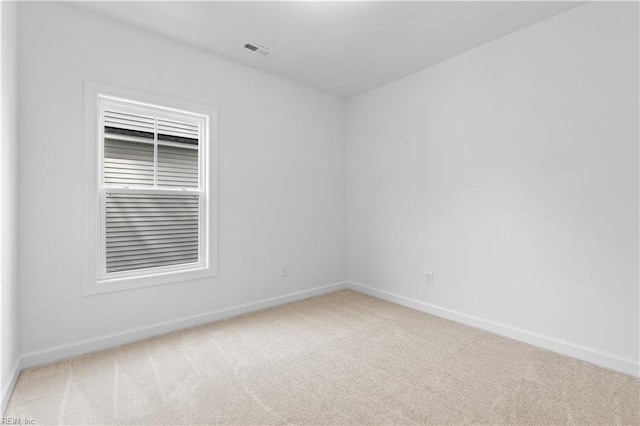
84 82 217 295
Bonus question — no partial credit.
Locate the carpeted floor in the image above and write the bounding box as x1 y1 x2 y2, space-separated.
5 290 640 425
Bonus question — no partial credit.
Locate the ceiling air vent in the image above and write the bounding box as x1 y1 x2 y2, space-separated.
243 42 271 57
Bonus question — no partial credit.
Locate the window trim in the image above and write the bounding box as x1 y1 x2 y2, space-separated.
83 81 218 295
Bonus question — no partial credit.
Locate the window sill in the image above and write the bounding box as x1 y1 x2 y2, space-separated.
83 265 217 296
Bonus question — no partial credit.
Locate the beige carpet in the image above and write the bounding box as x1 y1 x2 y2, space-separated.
6 290 640 425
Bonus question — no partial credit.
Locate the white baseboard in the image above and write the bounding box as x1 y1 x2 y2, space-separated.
347 281 640 378
9 278 637 411
1 358 21 415
20 281 348 370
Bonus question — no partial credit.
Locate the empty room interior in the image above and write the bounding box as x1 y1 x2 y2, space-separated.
1 0 639 424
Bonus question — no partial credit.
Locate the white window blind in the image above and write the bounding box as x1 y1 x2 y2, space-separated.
99 99 207 278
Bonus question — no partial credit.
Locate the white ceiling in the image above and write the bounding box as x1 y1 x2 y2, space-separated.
72 1 584 98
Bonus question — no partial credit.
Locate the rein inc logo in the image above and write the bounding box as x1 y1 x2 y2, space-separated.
1 418 35 425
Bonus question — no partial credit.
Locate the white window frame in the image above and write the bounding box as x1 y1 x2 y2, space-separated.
83 81 218 295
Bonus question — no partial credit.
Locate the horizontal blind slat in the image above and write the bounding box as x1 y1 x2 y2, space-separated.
157 117 199 140
104 202 198 208
106 228 198 236
107 227 198 235
104 138 154 186
106 206 199 212
158 144 199 188
104 110 155 133
107 236 198 246
104 170 155 178
104 163 155 172
108 252 199 263
105 193 200 273
105 194 199 201
107 245 198 258
158 149 198 159
106 221 198 228
107 253 199 266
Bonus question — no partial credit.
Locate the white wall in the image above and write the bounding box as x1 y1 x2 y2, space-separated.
347 1 639 366
13 1 640 377
1 0 20 410
18 3 346 355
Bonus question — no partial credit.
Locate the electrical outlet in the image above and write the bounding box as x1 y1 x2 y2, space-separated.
282 265 289 277
425 271 434 285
